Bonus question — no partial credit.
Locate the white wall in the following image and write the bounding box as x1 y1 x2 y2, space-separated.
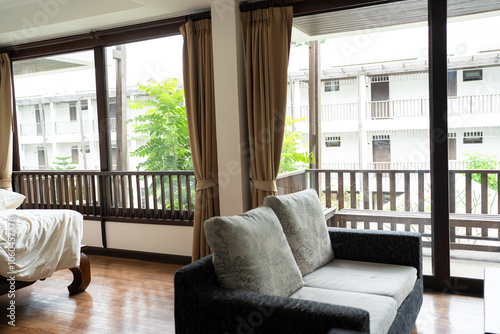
82 220 193 256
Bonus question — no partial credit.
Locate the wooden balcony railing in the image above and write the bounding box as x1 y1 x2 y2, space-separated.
277 168 500 253
12 170 195 226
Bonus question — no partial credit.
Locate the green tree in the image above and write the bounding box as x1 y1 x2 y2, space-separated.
463 151 498 191
127 78 192 171
50 156 76 170
279 116 314 174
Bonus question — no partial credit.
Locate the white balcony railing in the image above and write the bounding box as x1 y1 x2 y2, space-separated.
367 94 500 119
19 123 51 136
53 120 98 135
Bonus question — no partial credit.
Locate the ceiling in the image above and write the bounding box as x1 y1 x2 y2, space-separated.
0 0 222 47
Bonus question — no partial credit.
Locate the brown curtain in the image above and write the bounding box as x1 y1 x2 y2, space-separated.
0 54 13 190
180 19 220 262
241 7 293 208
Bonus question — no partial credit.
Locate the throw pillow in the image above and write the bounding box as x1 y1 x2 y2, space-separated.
264 188 334 276
203 206 304 297
0 189 26 210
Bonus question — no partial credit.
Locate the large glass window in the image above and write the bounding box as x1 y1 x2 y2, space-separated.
286 2 433 275
447 10 500 279
105 35 186 172
13 50 99 170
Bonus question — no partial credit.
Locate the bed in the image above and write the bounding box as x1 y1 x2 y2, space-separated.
0 189 90 294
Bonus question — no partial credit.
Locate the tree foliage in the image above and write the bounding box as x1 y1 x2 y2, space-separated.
127 79 192 171
463 151 498 191
50 156 76 170
279 116 314 174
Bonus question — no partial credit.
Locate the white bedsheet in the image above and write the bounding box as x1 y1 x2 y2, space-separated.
0 209 83 282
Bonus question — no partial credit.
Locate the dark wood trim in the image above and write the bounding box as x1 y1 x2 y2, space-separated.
94 46 110 173
5 17 186 60
424 275 483 297
85 246 191 265
240 0 406 16
9 58 20 172
100 219 107 249
428 0 450 289
94 46 110 222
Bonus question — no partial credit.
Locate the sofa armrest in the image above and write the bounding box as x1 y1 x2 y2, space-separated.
175 255 369 334
329 227 422 278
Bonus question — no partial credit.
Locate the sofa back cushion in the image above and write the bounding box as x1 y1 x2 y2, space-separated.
264 188 334 276
203 206 304 297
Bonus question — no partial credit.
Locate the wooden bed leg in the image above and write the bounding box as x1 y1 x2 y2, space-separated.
68 246 91 294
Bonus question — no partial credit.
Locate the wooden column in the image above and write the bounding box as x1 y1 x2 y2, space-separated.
308 40 321 193
428 0 450 289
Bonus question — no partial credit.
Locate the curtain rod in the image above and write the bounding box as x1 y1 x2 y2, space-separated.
185 10 211 22
2 15 190 57
240 0 284 13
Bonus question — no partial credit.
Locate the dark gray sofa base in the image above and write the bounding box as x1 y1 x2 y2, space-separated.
175 228 423 334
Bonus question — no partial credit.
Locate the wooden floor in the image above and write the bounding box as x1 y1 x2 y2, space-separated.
0 255 484 334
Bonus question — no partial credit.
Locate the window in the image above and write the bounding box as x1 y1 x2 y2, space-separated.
81 100 88 111
463 131 483 144
448 133 456 160
71 146 79 164
325 136 341 147
323 80 339 92
372 135 391 169
448 71 457 97
69 102 77 121
105 35 185 172
37 147 46 169
371 76 390 118
463 69 483 81
12 50 100 170
35 106 44 135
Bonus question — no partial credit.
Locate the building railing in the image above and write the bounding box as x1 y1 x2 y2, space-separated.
12 170 195 226
277 168 500 253
292 103 358 121
19 123 51 136
367 94 500 119
365 161 475 170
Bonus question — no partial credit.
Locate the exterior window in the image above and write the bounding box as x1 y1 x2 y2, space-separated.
71 146 79 164
81 100 88 111
448 133 456 160
35 106 44 135
463 131 483 144
448 71 457 97
323 80 339 92
325 136 341 147
372 135 391 169
371 76 390 118
37 147 46 169
111 144 117 169
463 69 483 81
69 102 77 121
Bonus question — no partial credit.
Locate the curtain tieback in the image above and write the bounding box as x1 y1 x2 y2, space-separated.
252 179 277 192
196 178 218 191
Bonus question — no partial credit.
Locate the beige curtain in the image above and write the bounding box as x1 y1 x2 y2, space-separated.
0 54 13 190
180 19 220 262
241 7 293 208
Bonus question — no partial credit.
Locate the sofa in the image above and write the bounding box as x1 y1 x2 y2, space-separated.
175 189 423 334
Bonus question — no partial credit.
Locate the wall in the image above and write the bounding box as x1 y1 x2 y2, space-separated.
81 220 193 256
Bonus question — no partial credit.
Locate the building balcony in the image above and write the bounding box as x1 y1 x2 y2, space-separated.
287 93 500 121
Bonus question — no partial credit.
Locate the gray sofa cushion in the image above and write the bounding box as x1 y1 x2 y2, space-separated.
203 206 304 297
290 286 398 334
264 188 334 276
303 259 417 307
